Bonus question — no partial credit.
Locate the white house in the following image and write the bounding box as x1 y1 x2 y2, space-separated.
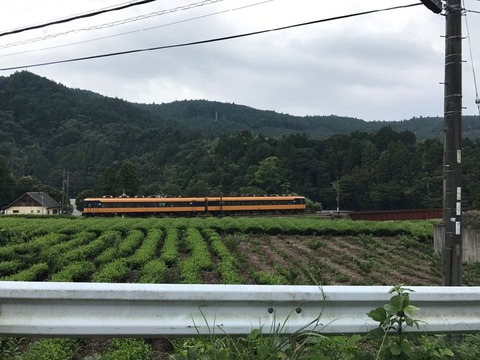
3 192 61 215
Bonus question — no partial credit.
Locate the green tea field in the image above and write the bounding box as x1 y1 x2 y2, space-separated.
1 216 479 359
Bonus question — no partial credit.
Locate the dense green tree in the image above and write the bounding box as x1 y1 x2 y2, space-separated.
75 189 95 212
249 156 289 195
463 138 480 207
99 167 118 196
339 169 374 210
13 175 62 202
186 178 210 197
374 126 398 152
117 161 139 196
360 139 378 172
0 156 16 206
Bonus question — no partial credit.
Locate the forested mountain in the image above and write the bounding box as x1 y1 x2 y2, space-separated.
141 100 480 141
1 71 480 212
138 101 381 138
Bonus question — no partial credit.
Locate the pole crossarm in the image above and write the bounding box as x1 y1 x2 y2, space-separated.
1 282 480 337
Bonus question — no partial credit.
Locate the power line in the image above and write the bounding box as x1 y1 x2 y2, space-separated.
463 1 480 115
1 1 61 17
0 0 159 38
0 0 226 50
0 2 422 72
462 0 480 115
0 0 272 59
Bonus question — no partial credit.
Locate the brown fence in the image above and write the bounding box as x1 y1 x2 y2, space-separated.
348 209 442 221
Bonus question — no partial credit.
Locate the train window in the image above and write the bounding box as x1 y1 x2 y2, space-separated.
85 201 93 208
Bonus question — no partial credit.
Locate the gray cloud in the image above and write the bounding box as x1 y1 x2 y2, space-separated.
0 0 479 121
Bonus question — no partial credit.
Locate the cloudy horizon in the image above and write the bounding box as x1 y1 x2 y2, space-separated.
0 0 479 122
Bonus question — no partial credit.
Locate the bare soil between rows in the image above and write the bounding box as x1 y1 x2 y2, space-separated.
236 235 442 286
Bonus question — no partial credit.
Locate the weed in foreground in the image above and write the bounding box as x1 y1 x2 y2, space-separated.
0 337 25 359
367 285 421 359
171 288 331 360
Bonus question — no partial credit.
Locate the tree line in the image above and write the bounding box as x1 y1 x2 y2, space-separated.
73 127 478 212
3 125 479 213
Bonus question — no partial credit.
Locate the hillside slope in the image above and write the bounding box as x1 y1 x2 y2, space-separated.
1 71 480 211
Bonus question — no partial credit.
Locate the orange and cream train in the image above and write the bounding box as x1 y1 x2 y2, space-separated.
82 195 306 217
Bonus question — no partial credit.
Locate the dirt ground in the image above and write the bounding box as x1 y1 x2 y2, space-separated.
235 234 442 286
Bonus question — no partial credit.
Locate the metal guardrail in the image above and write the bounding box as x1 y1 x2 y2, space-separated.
1 282 480 337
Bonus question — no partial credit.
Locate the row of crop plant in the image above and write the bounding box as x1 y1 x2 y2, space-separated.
1 226 234 285
0 216 435 240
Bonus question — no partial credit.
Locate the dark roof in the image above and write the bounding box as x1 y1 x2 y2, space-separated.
4 191 61 209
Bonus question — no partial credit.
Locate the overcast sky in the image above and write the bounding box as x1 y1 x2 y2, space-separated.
0 0 479 121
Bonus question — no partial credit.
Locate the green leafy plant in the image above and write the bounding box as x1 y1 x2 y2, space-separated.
118 229 144 257
397 235 421 250
129 229 163 269
353 257 374 274
367 285 421 359
160 228 180 266
307 238 325 250
3 262 49 281
410 335 454 359
180 228 213 283
104 338 152 360
298 334 367 359
0 337 25 359
22 338 78 360
453 333 480 359
50 260 95 282
0 260 22 277
223 234 247 253
203 229 243 284
139 259 167 283
92 259 130 283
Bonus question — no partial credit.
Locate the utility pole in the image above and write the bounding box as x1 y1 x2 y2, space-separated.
442 0 463 286
420 0 463 285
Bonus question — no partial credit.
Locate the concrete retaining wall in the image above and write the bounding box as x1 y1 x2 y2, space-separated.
434 224 480 264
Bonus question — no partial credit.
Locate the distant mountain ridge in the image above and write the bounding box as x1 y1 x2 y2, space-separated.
1 71 479 140
139 99 479 141
137 100 377 138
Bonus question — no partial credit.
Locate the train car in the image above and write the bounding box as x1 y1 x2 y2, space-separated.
83 196 208 217
206 196 306 215
82 195 306 217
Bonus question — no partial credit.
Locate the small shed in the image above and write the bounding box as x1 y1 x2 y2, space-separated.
3 192 61 215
